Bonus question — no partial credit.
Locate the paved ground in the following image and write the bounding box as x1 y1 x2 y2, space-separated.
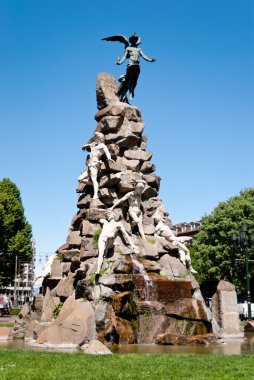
0 315 16 323
0 316 16 340
0 326 13 339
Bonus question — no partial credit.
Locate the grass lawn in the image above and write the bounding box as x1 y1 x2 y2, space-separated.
0 349 253 380
0 323 14 328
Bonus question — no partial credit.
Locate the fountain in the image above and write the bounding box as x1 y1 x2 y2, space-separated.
12 72 215 350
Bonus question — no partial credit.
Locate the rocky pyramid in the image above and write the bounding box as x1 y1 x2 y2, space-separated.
20 73 214 347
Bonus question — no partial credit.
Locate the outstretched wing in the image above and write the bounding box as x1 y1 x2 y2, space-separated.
101 35 129 49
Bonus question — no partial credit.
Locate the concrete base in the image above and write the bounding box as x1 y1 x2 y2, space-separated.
221 332 244 339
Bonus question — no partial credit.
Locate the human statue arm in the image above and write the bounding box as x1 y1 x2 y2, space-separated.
176 236 193 244
154 225 164 239
139 49 156 62
102 144 115 163
119 224 138 251
115 49 128 65
110 192 131 210
81 143 92 151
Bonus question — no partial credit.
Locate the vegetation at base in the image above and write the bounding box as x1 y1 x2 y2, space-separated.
147 238 155 244
55 252 63 261
53 302 64 319
0 323 14 327
11 308 21 316
92 228 102 248
137 255 145 261
90 273 96 284
0 349 253 380
0 178 33 286
191 188 254 291
143 310 152 318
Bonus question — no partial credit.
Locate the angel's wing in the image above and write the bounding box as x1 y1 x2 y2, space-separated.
101 35 129 49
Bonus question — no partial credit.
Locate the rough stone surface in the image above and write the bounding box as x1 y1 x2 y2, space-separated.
155 333 217 345
96 73 119 110
140 161 156 173
98 116 123 133
212 280 241 337
135 273 192 303
81 339 112 354
41 287 59 322
80 238 98 259
124 149 152 161
136 239 159 259
26 320 52 340
81 220 100 237
54 273 75 298
51 259 63 278
66 230 81 248
160 254 188 278
36 297 96 346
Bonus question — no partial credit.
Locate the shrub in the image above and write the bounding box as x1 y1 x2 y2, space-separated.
53 302 64 319
92 228 102 248
11 308 21 316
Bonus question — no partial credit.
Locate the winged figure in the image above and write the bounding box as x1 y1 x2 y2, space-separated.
102 33 156 100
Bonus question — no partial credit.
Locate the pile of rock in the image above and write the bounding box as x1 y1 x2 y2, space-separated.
20 73 214 349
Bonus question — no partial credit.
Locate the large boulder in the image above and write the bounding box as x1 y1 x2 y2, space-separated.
36 296 96 346
211 280 242 337
96 73 119 110
53 272 75 298
160 254 188 278
81 339 112 354
41 287 59 322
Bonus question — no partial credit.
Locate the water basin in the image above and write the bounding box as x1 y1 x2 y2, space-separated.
1 333 254 355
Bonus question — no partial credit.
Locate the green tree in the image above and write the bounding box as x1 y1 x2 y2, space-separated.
192 188 254 292
0 178 33 286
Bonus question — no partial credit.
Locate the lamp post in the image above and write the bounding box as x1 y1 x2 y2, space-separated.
232 223 254 321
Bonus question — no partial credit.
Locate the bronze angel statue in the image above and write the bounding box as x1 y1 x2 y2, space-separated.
102 33 156 100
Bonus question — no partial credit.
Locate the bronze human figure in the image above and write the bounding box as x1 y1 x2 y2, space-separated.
102 33 156 100
117 75 129 103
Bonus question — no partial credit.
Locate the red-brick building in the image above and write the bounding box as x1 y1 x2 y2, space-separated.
173 221 202 238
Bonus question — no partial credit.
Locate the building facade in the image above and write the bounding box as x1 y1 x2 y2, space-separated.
173 221 202 238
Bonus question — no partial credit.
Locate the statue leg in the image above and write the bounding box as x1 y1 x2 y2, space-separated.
78 169 89 182
96 236 108 274
185 250 197 274
137 216 146 240
129 209 146 240
178 249 186 265
174 240 189 254
174 241 197 273
178 236 192 244
117 76 129 102
90 166 99 199
127 65 140 99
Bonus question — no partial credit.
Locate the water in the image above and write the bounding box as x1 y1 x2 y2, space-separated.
111 335 254 355
130 254 154 301
1 334 254 355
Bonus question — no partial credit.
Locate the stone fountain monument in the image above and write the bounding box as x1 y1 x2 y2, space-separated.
15 35 216 349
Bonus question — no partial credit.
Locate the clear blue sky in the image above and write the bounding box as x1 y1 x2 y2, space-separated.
0 0 253 269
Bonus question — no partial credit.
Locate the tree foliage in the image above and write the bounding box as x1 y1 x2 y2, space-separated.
0 178 33 286
192 188 254 292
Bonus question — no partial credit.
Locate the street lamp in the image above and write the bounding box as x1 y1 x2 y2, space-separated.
232 223 254 321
